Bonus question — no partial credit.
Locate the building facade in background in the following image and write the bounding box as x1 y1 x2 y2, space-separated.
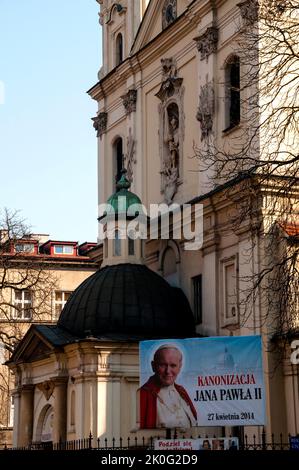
0 232 97 447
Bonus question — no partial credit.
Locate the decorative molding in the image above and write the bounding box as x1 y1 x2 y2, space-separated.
237 0 258 24
194 27 219 61
121 89 137 115
92 112 107 139
156 58 183 102
98 66 104 81
99 352 110 370
196 80 215 140
106 3 127 25
37 380 54 401
124 128 136 182
98 12 104 26
161 57 177 80
162 0 177 30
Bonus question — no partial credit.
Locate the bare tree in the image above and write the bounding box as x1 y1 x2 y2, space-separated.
0 208 57 428
194 0 299 344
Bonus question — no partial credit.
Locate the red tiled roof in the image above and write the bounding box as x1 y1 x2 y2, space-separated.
280 222 299 237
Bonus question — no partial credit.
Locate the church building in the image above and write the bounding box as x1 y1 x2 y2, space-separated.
8 0 299 447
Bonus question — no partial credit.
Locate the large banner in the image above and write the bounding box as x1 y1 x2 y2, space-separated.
139 336 266 429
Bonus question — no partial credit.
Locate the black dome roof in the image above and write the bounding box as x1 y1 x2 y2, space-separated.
58 264 195 339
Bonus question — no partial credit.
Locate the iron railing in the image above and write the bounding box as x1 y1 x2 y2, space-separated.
2 430 296 451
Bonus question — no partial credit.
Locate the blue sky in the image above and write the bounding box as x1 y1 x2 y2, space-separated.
0 0 101 243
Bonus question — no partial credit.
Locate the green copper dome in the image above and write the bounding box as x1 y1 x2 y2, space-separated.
106 169 142 216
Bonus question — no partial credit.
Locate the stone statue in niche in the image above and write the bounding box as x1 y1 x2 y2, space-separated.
156 58 184 205
160 104 180 204
165 109 179 169
162 0 177 30
161 164 179 205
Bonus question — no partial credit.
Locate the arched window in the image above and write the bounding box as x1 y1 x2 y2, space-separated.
114 230 121 256
224 56 240 131
116 33 123 66
113 137 123 189
70 390 75 426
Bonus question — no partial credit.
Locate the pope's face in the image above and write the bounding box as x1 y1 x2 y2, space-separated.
152 349 182 387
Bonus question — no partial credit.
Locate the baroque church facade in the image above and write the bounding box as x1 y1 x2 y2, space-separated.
8 0 299 447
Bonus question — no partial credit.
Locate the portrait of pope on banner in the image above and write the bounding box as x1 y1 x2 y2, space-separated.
138 344 197 429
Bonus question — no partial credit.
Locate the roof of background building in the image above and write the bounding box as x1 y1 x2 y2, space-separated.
279 222 299 237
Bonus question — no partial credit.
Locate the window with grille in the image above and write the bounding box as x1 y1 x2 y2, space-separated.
54 245 74 255
115 33 123 66
12 290 32 320
0 342 6 364
54 291 72 320
15 243 35 253
220 256 239 326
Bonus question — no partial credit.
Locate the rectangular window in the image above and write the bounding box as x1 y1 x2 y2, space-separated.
192 275 202 324
12 290 32 320
53 291 72 320
0 342 6 365
220 256 239 326
128 237 135 256
15 243 35 253
224 57 240 132
229 61 240 127
54 245 74 255
9 396 14 428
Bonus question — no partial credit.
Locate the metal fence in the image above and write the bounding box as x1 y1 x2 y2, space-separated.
2 430 295 451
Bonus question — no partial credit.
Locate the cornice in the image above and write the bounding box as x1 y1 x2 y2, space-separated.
88 0 244 103
3 257 97 270
145 250 159 264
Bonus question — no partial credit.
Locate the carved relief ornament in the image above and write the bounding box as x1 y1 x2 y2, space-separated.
194 27 219 61
196 80 215 140
124 128 136 182
92 112 107 139
37 380 55 401
121 89 137 115
237 0 258 24
156 58 183 102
